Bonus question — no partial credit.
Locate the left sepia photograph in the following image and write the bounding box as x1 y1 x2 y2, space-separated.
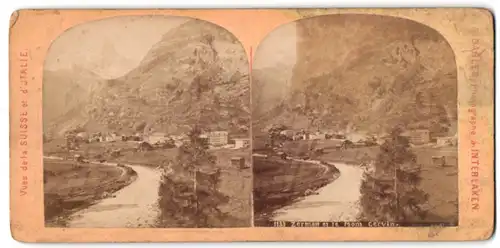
42 16 252 228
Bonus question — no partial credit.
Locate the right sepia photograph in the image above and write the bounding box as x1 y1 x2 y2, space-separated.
251 14 458 227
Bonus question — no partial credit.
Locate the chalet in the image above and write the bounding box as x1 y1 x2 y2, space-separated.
431 156 446 166
279 130 295 140
309 132 327 140
146 132 169 144
105 132 119 142
436 136 458 147
231 157 246 169
296 130 311 140
197 133 209 143
171 134 189 147
346 132 368 143
233 138 250 149
208 131 229 146
76 132 88 139
89 132 104 143
402 129 430 145
432 155 457 167
75 132 89 143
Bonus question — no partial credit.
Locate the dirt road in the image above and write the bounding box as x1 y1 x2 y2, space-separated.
67 164 162 228
272 162 364 222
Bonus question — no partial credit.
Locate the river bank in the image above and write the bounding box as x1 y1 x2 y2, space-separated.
272 162 364 222
67 164 161 228
44 141 252 228
253 155 341 226
44 158 137 227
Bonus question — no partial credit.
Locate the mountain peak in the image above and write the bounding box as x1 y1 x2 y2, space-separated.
45 19 249 138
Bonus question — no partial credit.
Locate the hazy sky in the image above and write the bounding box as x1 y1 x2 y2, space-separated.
44 16 189 79
252 22 297 103
253 21 297 70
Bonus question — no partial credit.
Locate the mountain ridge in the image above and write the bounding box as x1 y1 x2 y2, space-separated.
252 15 457 137
44 19 250 138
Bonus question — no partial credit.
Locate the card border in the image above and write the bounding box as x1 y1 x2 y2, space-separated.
9 8 494 242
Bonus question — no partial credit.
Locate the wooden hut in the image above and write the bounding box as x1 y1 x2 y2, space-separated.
231 157 246 169
431 156 446 167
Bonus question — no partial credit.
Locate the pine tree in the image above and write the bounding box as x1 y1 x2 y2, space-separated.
158 125 226 227
359 126 429 222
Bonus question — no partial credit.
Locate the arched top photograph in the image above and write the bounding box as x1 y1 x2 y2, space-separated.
251 13 459 228
42 15 252 229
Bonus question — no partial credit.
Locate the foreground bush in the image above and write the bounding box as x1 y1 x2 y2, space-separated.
358 127 429 222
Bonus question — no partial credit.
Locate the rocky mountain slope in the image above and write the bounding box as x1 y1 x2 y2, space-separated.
253 14 457 136
43 66 106 134
44 20 250 137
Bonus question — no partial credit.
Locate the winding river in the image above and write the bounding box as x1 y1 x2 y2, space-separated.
67 164 162 228
272 162 364 222
44 155 163 228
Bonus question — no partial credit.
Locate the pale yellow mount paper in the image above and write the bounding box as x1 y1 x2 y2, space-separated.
9 8 494 242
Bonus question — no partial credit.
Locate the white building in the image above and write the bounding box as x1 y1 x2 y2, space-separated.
208 131 229 146
169 134 189 147
309 132 327 140
402 129 430 145
279 130 294 139
346 132 368 143
147 132 168 144
174 140 184 148
436 136 458 147
105 132 120 142
233 138 250 149
76 132 89 141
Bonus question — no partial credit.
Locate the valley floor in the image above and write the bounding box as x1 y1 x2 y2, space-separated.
43 139 252 228
268 140 458 225
252 155 340 226
44 159 137 227
67 164 161 228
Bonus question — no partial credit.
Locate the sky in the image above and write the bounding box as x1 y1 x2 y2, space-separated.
45 14 296 80
252 21 297 103
44 15 189 79
253 21 297 70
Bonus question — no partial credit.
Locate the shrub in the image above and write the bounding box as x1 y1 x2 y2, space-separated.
358 127 429 222
157 126 228 227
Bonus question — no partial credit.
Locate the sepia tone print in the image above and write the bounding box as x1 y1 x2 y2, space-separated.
10 9 493 242
252 14 458 227
42 15 252 228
